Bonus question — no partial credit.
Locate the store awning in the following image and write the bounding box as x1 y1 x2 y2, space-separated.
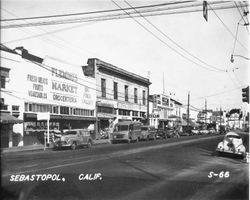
168 115 181 121
96 102 114 108
0 112 23 124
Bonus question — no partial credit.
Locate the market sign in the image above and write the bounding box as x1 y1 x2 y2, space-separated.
23 57 96 110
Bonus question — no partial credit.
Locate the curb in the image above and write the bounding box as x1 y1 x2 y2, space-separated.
1 140 110 154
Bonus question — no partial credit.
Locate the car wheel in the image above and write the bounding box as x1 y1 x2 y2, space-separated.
71 142 77 150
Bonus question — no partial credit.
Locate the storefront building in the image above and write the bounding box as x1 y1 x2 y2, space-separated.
83 58 151 134
1 50 96 146
148 94 180 129
1 63 23 148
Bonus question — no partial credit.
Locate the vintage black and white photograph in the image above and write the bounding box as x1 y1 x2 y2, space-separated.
1 1 249 200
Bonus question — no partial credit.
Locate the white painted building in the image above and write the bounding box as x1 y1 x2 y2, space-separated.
1 50 96 147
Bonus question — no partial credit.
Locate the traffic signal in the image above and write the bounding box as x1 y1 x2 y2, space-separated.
203 1 208 22
242 86 249 103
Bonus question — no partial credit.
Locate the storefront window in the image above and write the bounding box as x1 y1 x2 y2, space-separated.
101 78 106 97
134 88 138 104
12 105 19 111
114 82 118 100
125 85 128 101
24 102 93 117
132 111 138 117
119 109 130 116
0 76 6 88
142 90 146 105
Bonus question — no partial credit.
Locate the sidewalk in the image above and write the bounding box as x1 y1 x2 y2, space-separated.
1 139 110 153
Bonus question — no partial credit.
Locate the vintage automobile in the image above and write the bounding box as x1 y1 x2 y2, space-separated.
216 132 246 157
208 128 216 134
200 129 209 135
157 127 180 139
53 129 93 150
140 125 157 141
191 128 200 135
110 121 142 144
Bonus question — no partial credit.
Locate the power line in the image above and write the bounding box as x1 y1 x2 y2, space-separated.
124 0 227 73
192 85 244 101
1 47 150 102
209 3 249 52
1 2 243 29
235 1 249 33
1 1 193 22
112 1 225 73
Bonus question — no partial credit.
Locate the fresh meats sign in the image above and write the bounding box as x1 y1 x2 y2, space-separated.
25 57 96 110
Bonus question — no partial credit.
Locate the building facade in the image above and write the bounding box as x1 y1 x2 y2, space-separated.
148 94 183 129
83 58 151 135
1 50 96 147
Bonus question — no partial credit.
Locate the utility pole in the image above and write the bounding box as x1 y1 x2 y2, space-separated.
187 92 190 126
205 99 207 124
220 106 222 130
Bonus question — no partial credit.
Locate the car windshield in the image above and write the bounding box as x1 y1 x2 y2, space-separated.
63 131 77 135
226 135 241 139
115 125 128 131
141 127 148 131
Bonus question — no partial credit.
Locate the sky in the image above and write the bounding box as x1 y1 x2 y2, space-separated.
1 0 249 112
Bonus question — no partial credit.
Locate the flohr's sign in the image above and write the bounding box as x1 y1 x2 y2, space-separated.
51 67 78 103
25 57 96 110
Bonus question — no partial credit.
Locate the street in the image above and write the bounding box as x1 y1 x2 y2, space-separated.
1 134 249 200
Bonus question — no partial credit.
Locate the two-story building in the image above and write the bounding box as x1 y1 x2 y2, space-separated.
83 58 151 135
148 94 183 129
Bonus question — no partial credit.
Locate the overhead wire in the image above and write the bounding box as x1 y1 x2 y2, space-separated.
124 0 227 73
1 2 243 29
112 0 225 73
1 1 193 22
2 9 95 57
235 1 249 33
208 3 249 52
191 85 244 101
1 47 151 102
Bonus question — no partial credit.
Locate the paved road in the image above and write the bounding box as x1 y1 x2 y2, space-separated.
1 134 249 200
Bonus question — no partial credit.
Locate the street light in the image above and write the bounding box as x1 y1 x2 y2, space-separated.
230 54 250 63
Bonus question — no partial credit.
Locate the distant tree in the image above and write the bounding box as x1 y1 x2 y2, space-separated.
229 108 241 116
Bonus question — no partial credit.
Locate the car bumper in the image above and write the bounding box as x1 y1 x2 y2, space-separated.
216 148 245 155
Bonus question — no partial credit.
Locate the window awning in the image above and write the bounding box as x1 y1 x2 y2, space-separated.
168 115 181 121
96 102 114 108
0 112 23 124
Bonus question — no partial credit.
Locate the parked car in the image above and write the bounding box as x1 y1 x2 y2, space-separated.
208 128 216 134
200 129 209 135
216 132 246 157
191 128 200 135
156 128 168 139
53 129 93 150
140 125 157 141
110 121 142 144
